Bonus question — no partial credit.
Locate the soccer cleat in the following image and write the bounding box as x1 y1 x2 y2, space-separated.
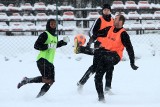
17 77 29 89
98 95 106 103
98 98 106 103
104 87 110 94
74 38 79 54
104 87 114 95
36 84 50 98
77 82 83 94
36 91 46 98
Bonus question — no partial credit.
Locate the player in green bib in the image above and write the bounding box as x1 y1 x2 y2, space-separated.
17 19 70 98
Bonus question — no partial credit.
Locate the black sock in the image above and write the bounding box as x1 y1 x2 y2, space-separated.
36 84 50 98
28 76 42 83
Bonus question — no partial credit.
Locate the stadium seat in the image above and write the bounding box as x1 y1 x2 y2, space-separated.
7 4 20 11
0 3 7 11
34 2 46 10
155 22 160 29
115 12 128 19
46 4 56 10
9 13 23 21
62 11 75 20
86 12 100 19
36 24 46 32
142 22 155 30
153 11 160 19
125 1 138 9
151 3 160 9
59 5 74 10
0 12 9 21
10 23 24 31
0 22 9 31
25 23 36 31
138 1 152 9
23 13 36 21
124 23 131 30
35 13 48 21
112 1 124 9
130 22 142 30
48 14 62 20
128 11 140 19
141 13 153 19
21 3 33 11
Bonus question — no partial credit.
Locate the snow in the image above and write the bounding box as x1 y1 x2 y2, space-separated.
0 34 160 107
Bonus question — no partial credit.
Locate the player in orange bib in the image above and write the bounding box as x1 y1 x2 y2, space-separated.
76 4 115 95
87 14 138 102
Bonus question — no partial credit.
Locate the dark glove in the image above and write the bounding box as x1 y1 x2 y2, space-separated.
86 42 91 48
94 41 101 48
131 63 138 70
57 40 67 48
60 40 67 45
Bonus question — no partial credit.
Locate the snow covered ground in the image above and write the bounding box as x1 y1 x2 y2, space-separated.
0 34 160 107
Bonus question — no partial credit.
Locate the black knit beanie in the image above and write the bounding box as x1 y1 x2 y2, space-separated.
102 4 111 11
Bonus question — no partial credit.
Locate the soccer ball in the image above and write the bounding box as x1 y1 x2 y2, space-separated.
74 34 86 46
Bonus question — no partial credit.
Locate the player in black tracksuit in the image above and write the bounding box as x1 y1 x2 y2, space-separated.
17 19 68 98
87 15 138 102
77 4 114 92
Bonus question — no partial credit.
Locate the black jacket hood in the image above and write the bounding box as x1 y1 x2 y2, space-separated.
46 19 56 36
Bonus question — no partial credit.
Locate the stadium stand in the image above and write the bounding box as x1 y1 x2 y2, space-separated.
0 0 160 35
